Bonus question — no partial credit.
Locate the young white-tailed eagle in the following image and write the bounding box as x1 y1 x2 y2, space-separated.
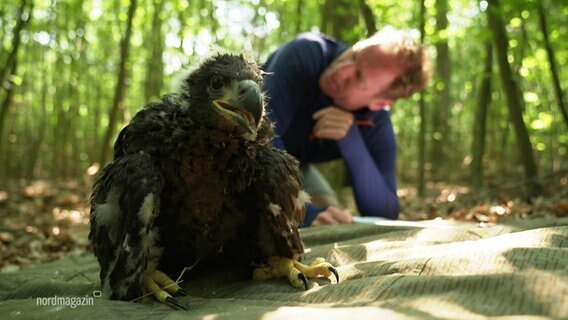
89 54 338 309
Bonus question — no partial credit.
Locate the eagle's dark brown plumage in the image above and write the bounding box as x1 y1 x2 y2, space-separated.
89 54 337 309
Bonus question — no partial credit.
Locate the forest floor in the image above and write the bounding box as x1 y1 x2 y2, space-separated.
0 175 567 273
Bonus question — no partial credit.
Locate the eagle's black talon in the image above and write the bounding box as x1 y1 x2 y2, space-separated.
298 273 309 290
165 296 187 310
329 266 339 283
176 289 189 297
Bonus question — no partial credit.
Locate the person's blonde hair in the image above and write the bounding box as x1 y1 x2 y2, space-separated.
354 27 432 100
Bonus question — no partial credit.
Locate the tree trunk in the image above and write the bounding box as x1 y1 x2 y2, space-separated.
0 0 30 89
27 59 49 179
471 42 493 190
322 0 360 44
320 0 332 35
51 51 66 179
144 0 165 105
70 3 86 178
209 0 219 41
537 0 568 128
0 0 33 156
99 0 138 166
417 0 427 197
295 0 304 34
359 0 377 35
430 0 451 179
486 0 542 196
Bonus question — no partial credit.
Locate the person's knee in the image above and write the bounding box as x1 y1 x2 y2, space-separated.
301 164 339 208
309 193 339 208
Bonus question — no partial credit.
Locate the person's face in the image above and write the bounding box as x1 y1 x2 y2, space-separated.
319 45 401 111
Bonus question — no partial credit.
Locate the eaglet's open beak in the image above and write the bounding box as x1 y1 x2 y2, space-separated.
213 80 263 135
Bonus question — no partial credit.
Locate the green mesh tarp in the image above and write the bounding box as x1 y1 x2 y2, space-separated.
1 217 567 319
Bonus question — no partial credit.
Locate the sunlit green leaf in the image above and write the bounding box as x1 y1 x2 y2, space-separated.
510 17 522 27
523 92 539 103
530 112 554 130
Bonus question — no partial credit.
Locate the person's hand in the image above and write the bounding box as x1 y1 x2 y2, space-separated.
312 106 354 140
311 206 354 226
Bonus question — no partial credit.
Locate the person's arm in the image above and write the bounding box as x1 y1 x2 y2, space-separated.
263 36 326 150
336 112 400 219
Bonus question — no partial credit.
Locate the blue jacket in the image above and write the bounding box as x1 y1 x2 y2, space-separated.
262 33 400 226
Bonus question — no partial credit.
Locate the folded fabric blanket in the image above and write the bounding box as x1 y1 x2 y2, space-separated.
1 217 567 319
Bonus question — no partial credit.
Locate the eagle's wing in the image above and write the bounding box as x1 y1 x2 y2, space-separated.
256 148 307 260
89 152 164 300
114 94 181 158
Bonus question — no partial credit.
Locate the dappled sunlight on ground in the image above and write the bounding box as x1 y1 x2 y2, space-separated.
261 305 407 320
406 296 484 320
341 176 568 223
0 180 91 272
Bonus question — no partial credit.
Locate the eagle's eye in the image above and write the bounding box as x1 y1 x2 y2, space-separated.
210 76 224 90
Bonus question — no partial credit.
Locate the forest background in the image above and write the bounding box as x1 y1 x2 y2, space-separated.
0 0 567 270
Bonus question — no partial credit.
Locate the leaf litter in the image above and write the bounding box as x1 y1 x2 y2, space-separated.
1 173 567 272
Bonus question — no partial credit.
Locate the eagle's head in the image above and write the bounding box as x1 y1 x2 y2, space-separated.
180 53 265 141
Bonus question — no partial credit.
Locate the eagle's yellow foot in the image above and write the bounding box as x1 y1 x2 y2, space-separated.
253 256 339 290
142 270 188 310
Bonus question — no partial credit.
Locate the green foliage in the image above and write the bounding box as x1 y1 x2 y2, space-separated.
0 0 566 189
